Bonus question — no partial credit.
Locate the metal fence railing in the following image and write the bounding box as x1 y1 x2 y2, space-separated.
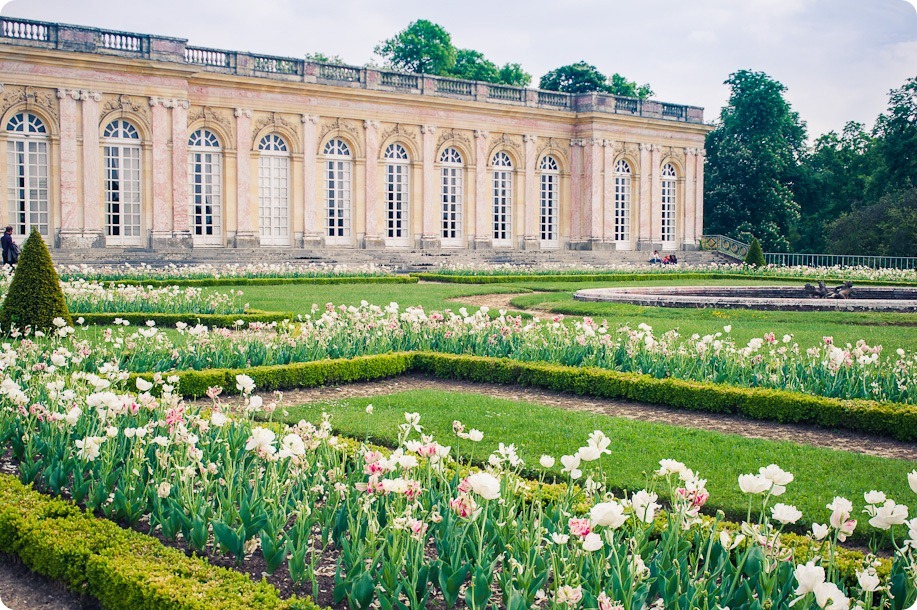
700 235 917 269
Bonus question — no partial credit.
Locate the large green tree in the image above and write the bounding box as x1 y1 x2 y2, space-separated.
450 49 499 82
869 76 917 199
374 19 456 74
704 70 807 251
607 73 654 98
497 63 532 87
826 187 917 256
539 62 652 97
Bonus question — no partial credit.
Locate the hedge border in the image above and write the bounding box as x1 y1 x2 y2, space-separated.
415 272 917 287
63 275 418 288
136 352 917 442
76 309 295 328
0 475 319 610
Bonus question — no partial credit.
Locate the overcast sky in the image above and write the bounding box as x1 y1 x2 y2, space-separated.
4 0 916 139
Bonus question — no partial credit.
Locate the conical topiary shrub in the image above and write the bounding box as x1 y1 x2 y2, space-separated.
744 237 766 267
0 228 72 332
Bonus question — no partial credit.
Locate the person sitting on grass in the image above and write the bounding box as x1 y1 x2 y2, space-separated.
649 250 661 264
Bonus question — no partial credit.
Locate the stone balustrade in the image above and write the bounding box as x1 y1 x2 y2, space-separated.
0 16 704 123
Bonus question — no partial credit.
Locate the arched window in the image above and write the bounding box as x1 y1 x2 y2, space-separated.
614 159 632 248
188 129 222 246
6 112 49 238
661 163 677 247
439 147 463 246
258 134 290 246
384 143 410 246
323 138 352 244
102 119 142 245
492 151 513 245
538 155 559 247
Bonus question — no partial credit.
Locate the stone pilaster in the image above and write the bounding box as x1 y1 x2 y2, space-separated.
637 143 652 250
56 88 80 245
585 138 605 248
80 90 104 247
300 114 321 247
683 147 697 248
363 120 384 248
420 125 440 248
149 97 172 246
522 134 539 250
695 149 706 244
602 140 619 249
650 144 662 245
170 99 191 247
233 108 258 247
472 130 490 249
568 139 584 247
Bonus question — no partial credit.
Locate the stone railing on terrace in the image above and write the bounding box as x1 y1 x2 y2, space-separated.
0 16 704 123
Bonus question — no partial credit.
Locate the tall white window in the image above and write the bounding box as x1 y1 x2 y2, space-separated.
103 119 142 245
492 151 513 246
538 155 558 247
323 138 352 244
439 147 463 247
188 129 222 246
614 159 632 248
384 143 410 246
6 112 49 239
258 134 290 246
661 163 677 249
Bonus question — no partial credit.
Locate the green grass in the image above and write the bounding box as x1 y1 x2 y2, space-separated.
279 388 917 536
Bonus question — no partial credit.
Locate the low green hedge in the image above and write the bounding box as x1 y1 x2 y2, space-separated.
415 272 917 286
0 475 319 610
151 352 917 441
76 309 295 328
82 275 417 288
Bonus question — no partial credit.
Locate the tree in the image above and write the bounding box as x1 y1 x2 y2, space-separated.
374 20 456 75
304 52 346 65
539 61 609 93
450 49 499 82
744 237 766 267
869 77 917 199
826 188 917 256
0 228 72 332
607 73 654 99
497 63 531 87
703 70 807 251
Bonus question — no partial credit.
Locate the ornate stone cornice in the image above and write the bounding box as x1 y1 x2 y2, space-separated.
234 108 253 118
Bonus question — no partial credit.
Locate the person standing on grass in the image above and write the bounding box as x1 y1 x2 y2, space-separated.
1 226 17 273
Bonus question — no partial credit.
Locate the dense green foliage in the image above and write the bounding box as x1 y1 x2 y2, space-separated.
744 237 766 267
374 20 532 86
279 388 916 536
0 475 318 609
76 310 293 328
0 228 72 331
538 61 653 97
704 70 807 251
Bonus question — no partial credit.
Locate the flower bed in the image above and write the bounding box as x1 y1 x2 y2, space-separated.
62 280 248 315
1 365 915 609
45 303 917 404
57 262 396 282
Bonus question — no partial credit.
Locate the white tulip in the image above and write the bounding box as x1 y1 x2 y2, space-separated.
771 503 803 525
582 532 604 552
591 501 629 529
540 455 555 469
135 377 153 392
466 472 501 500
738 473 773 495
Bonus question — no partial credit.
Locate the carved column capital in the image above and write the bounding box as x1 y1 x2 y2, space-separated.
473 129 489 140
301 114 319 124
80 90 102 102
363 119 380 130
420 124 436 135
57 88 81 100
175 99 190 110
697 148 707 158
234 108 253 118
639 142 651 152
523 134 536 144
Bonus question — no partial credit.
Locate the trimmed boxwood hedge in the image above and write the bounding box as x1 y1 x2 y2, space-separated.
0 475 319 610
81 275 418 288
142 351 917 442
76 309 295 328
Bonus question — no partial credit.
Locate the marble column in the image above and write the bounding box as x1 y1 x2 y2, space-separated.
149 97 172 245
301 114 320 247
473 130 490 249
80 91 103 245
683 147 697 247
419 125 439 248
56 89 80 242
233 108 257 247
637 143 651 250
522 134 538 249
695 149 706 241
363 120 383 248
170 99 191 245
569 139 583 246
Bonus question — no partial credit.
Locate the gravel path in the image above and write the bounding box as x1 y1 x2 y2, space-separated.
0 555 92 610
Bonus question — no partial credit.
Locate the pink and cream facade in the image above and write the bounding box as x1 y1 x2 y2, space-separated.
0 18 711 253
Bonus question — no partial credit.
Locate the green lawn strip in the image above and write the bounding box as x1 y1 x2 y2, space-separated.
415 272 917 287
75 309 296 328
68 275 418 287
279 388 917 539
0 475 317 610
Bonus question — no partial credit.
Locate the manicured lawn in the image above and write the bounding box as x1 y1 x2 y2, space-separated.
280 389 917 536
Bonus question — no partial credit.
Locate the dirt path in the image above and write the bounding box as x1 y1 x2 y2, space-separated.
0 555 91 609
227 374 917 462
446 291 557 317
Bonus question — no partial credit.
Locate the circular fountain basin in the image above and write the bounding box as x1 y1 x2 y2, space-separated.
573 285 917 312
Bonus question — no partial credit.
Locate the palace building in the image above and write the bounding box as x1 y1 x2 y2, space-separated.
0 17 711 254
